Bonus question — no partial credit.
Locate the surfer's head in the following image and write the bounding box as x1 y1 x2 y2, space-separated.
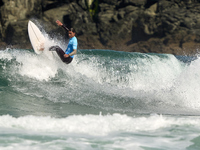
69 28 75 33
68 28 76 38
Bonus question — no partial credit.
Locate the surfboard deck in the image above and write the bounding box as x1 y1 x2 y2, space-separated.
28 21 45 54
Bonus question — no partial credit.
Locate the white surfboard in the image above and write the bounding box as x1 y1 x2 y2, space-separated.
28 21 45 54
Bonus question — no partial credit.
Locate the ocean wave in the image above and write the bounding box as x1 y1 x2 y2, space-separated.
0 114 199 136
1 48 200 115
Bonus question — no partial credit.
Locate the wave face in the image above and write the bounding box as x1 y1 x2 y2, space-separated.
2 47 200 150
0 48 200 116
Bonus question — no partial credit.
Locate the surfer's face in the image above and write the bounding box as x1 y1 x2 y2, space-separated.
68 31 75 38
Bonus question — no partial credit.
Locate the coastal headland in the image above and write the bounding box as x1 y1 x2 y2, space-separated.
1 0 200 55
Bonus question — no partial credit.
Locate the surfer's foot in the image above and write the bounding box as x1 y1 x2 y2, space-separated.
39 43 44 51
49 46 59 51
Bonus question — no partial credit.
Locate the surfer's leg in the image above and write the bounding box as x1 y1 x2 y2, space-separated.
64 57 73 64
55 47 66 62
56 49 73 64
49 46 73 64
57 50 73 64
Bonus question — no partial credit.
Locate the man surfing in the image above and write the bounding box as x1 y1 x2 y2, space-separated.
49 20 78 64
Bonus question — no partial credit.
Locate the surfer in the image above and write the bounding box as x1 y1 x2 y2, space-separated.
49 20 78 64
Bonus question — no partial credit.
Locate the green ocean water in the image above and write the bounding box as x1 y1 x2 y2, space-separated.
1 48 200 150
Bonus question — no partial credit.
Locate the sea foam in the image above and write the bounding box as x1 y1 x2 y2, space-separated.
0 114 199 136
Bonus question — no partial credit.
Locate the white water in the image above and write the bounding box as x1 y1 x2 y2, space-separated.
0 114 173 135
0 114 199 150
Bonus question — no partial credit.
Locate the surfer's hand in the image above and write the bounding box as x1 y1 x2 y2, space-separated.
56 20 63 26
64 54 70 58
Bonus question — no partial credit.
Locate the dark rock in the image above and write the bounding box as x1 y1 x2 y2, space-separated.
5 20 29 45
123 0 147 7
1 0 200 55
0 0 43 43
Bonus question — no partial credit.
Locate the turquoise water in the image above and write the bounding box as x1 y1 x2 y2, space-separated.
1 47 200 149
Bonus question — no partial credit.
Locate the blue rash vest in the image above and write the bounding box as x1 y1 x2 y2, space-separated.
65 36 78 58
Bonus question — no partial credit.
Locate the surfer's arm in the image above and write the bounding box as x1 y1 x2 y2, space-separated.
69 49 77 56
61 25 69 32
64 49 77 58
56 20 69 31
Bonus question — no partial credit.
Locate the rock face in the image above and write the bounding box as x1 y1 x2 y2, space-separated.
1 0 200 55
0 0 43 48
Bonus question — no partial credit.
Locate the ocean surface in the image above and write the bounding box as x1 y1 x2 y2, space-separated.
1 36 200 149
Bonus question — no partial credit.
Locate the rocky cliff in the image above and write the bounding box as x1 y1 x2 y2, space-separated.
1 0 200 55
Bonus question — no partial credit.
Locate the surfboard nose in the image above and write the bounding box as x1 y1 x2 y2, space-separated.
28 20 45 54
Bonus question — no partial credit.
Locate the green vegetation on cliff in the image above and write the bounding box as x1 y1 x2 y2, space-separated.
87 0 99 21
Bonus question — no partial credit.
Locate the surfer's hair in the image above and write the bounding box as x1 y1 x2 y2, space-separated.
69 28 76 33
